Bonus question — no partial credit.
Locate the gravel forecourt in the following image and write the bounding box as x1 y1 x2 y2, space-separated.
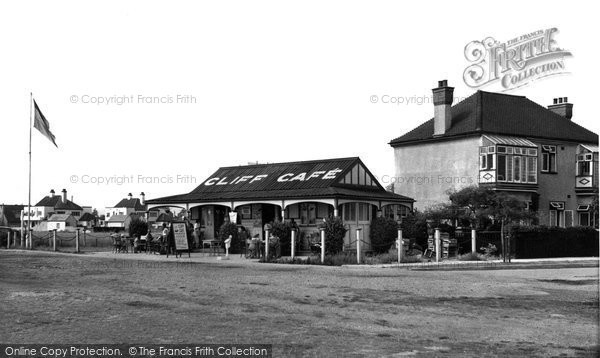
0 250 598 357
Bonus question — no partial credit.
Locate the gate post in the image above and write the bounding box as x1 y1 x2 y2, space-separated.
290 228 296 260
320 228 325 264
75 229 80 253
434 228 441 263
356 228 362 264
471 229 477 253
397 229 403 263
265 234 269 260
53 230 57 252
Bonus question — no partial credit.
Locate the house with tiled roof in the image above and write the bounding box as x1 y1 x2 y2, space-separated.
22 189 85 229
389 80 599 228
105 192 147 221
47 214 77 232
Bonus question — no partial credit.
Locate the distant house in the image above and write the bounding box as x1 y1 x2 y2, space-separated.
105 192 147 222
47 214 78 232
0 204 24 229
106 214 140 230
22 189 85 229
78 212 96 229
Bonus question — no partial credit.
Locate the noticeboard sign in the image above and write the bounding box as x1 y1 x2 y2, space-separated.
171 222 189 251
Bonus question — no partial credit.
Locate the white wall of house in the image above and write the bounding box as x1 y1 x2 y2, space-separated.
393 136 482 210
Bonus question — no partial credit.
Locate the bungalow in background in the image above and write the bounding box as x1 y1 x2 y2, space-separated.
389 80 598 227
146 157 414 253
47 214 78 232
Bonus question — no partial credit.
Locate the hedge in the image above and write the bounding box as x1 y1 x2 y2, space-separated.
510 226 598 259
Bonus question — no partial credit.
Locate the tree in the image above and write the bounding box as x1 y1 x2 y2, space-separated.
319 217 347 254
128 217 149 238
481 192 536 262
370 216 398 254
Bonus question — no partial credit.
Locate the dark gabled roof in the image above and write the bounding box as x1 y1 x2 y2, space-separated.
0 204 24 225
156 213 174 222
35 195 83 211
389 91 598 146
112 198 146 211
147 157 414 205
79 212 95 222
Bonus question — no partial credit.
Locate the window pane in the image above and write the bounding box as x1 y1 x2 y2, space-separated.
549 154 556 172
358 165 366 185
514 156 521 182
497 155 506 181
507 156 513 182
541 153 549 171
480 155 487 170
527 157 537 183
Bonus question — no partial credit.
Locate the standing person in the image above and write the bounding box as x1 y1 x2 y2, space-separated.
237 226 248 257
161 223 170 254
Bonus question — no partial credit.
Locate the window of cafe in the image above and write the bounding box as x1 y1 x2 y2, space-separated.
285 203 331 225
342 202 371 223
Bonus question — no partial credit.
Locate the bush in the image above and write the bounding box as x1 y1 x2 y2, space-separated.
128 217 148 238
370 216 399 254
457 252 487 261
270 221 295 256
400 211 429 249
320 217 347 254
217 222 239 253
509 225 598 258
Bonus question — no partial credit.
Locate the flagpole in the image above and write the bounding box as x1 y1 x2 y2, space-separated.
27 92 32 249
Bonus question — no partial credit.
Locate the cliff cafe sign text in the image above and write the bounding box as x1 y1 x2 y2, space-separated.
203 168 343 186
463 28 572 91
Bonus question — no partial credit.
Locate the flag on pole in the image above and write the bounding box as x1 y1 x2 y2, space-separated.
33 100 58 147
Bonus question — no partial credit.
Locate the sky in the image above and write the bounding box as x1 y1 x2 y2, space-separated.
1 1 598 214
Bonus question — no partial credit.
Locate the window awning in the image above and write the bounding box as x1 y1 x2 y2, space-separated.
579 144 599 153
483 135 537 147
577 205 590 211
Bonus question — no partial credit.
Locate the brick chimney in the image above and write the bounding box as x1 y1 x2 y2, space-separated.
50 189 55 197
140 192 145 205
128 193 133 200
548 97 573 120
61 189 67 203
432 80 454 136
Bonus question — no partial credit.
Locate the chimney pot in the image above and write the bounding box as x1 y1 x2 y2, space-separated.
548 97 573 120
432 80 454 136
50 189 55 197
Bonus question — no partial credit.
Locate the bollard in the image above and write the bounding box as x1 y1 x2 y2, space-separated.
356 228 362 264
83 230 87 247
53 230 57 252
434 228 441 263
265 234 269 260
320 228 325 264
291 229 296 260
75 230 80 253
471 229 477 253
397 229 403 263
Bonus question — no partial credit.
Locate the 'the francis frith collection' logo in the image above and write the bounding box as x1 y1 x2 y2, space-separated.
463 28 572 91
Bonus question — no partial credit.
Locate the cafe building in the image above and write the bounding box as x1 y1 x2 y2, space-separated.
146 157 414 253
